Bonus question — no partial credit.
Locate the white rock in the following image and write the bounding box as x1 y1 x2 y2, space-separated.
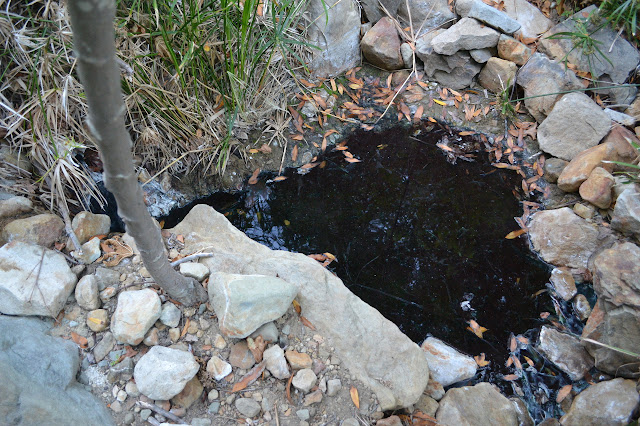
206 356 232 381
133 346 199 400
72 237 102 264
263 345 290 379
292 369 317 393
0 196 32 218
160 302 181 328
421 337 477 387
327 379 342 396
111 289 162 345
75 275 101 310
71 211 111 245
179 262 210 281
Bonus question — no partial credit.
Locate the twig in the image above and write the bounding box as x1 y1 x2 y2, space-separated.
146 417 160 426
170 253 214 268
136 401 187 424
275 402 280 426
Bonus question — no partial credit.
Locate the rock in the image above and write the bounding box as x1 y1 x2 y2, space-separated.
286 350 313 370
134 346 199 400
361 17 404 70
304 389 323 406
71 211 111 244
401 43 414 68
517 53 584 123
626 95 640 120
545 158 568 184
416 394 439 417
502 0 552 38
206 356 232 380
93 332 116 362
306 0 360 77
510 398 534 426
538 92 611 161
0 316 115 426
125 381 140 397
75 274 101 310
0 241 77 317
72 237 102 264
250 322 279 342
297 408 311 420
359 0 401 23
421 337 477 387
418 48 482 90
593 242 640 309
537 326 594 380
192 418 211 426
292 369 317 393
229 340 256 369
99 286 116 302
160 302 182 328
528 208 599 269
497 35 532 66
95 267 119 290
603 126 640 171
177 262 209 282
377 416 403 426
579 167 615 209
168 327 180 343
604 108 636 127
327 378 342 396
611 185 640 237
2 213 64 247
573 203 595 220
478 57 517 93
557 143 617 192
107 357 133 383
171 376 203 408
436 382 518 425
550 268 577 301
469 48 494 64
87 309 109 332
456 0 520 33
0 196 32 218
560 378 639 425
425 380 445 400
235 397 261 418
397 0 456 36
263 345 290 379
170 204 430 410
143 328 159 346
431 18 500 56
111 289 162 345
573 294 592 321
208 272 298 338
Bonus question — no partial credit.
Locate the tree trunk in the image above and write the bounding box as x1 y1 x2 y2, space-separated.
68 0 208 306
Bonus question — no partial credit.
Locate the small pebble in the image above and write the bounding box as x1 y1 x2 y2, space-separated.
110 400 122 413
116 389 127 402
140 409 152 421
123 413 135 424
208 389 219 401
208 402 220 414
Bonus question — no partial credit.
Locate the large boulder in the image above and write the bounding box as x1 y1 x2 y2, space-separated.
0 241 77 317
2 213 64 247
361 17 404 70
421 337 477 386
170 204 429 410
560 378 639 425
478 57 517 93
436 382 518 425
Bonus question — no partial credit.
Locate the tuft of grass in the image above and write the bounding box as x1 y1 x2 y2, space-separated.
598 0 640 38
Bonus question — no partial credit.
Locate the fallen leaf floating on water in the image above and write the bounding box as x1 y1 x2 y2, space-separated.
232 361 266 393
540 312 551 319
291 145 298 162
516 335 530 345
467 319 488 338
502 374 519 381
505 228 527 239
344 157 362 163
70 331 88 349
557 385 573 403
273 176 287 182
350 386 360 409
524 356 535 367
508 333 517 352
474 353 490 367
248 168 260 185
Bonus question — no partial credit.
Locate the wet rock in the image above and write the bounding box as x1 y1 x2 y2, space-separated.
208 272 298 338
171 204 429 410
206 355 232 380
361 17 404 70
573 294 592 321
436 382 518 425
560 378 639 425
111 289 162 345
517 53 584 123
421 337 477 387
528 207 599 269
292 368 317 393
179 262 210 281
478 57 517 93
236 397 261 418
0 241 77 317
93 331 116 363
87 309 109 332
71 211 111 245
359 0 401 23
456 0 520 33
171 376 203 409
306 0 360 77
264 344 290 379
431 18 500 55
72 237 101 264
502 0 552 38
549 268 577 301
134 346 200 400
327 378 342 396
229 340 256 369
557 143 617 192
497 34 532 66
611 185 640 237
0 196 32 218
397 0 456 36
2 213 64 247
593 242 640 308
0 316 115 425
250 321 279 342
538 92 611 161
160 302 182 328
537 326 594 380
75 274 101 310
579 167 615 209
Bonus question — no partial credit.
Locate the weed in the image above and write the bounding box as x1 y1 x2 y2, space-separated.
598 0 640 38
605 135 640 184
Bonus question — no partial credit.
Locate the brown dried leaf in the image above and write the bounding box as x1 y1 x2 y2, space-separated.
248 168 260 185
247 336 266 362
502 374 519 381
557 385 572 403
259 144 272 154
474 353 490 367
509 334 517 352
232 361 266 393
300 316 316 330
292 299 302 315
291 134 304 141
71 331 88 349
505 229 527 239
350 386 360 408
181 318 190 338
292 145 298 162
467 320 488 338
345 157 362 163
414 105 424 122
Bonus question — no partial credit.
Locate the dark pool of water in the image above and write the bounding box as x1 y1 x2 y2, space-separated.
163 126 551 371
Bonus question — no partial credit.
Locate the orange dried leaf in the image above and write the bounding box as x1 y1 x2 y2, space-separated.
414 105 424 122
509 334 517 352
273 176 288 182
345 157 362 163
71 331 88 349
286 373 294 403
300 316 316 330
557 385 572 403
350 386 360 409
459 131 475 136
524 356 535 367
248 168 260 185
474 353 490 367
505 228 527 239
330 78 337 92
247 336 266 362
301 162 319 169
291 134 304 141
516 335 530 345
181 318 190 338
467 319 488 338
292 299 302 315
292 145 298 162
232 362 265 392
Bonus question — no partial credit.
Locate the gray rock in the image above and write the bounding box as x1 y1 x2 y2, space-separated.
361 17 404 70
125 381 140 397
93 332 116 363
250 321 279 342
436 382 518 425
510 397 534 426
94 267 119 290
192 418 212 426
108 357 134 383
544 157 568 183
397 0 456 36
263 344 290 379
560 378 639 425
419 49 482 90
170 204 430 410
327 378 342 396
456 0 520 33
425 380 445 400
431 18 500 55
528 207 599 269
421 337 477 387
517 53 584 123
478 57 517 93
297 408 311 420
611 185 640 237
0 316 115 426
0 241 77 317
0 196 32 218
538 92 611 161
72 237 102 264
401 43 414 68
502 0 552 38
111 289 162 345
292 368 318 393
537 326 594 380
306 0 360 77
71 211 111 245
360 0 401 23
235 397 261 417
593 242 640 309
140 409 152 420
133 346 200 400
549 268 577 301
2 213 64 247
469 48 495 64
604 108 636 127
160 302 182 328
75 274 101 310
208 272 298 338
416 394 439 417
179 261 210 281
573 294 592 321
